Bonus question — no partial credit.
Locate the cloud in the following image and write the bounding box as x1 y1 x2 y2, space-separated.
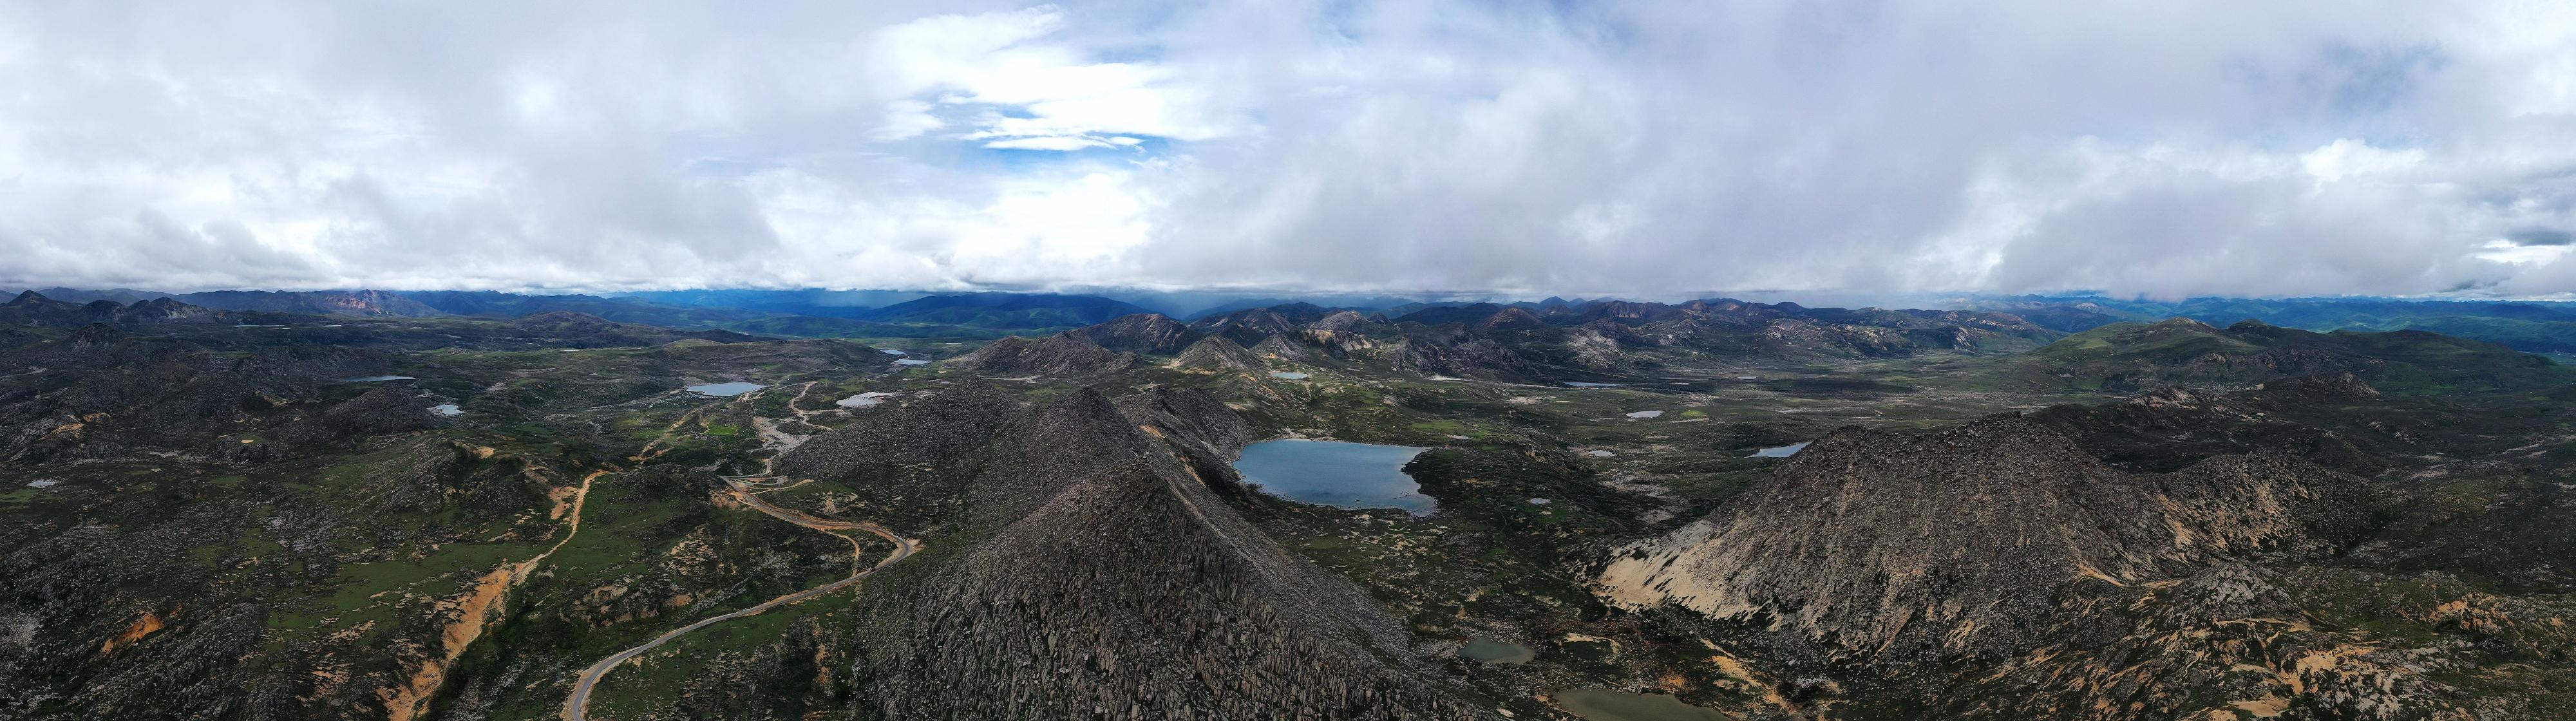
2 1 2576 299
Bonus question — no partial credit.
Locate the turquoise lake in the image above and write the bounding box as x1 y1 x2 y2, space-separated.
686 382 764 397
1233 439 1434 516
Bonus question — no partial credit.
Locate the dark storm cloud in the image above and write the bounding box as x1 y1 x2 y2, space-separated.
3 1 2575 297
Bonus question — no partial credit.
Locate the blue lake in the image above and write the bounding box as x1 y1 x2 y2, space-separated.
1555 689 1730 721
687 382 765 397
1460 639 1535 664
1748 441 1810 458
1233 439 1434 516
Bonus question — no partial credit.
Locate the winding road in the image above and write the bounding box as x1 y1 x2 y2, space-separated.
562 384 916 720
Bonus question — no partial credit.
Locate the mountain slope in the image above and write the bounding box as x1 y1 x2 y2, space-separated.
169 290 448 317
859 293 1153 328
1077 313 1204 355
1172 335 1262 371
1586 415 2528 720
1600 415 2372 650
791 389 1484 719
2017 318 2568 394
951 331 1134 375
0 291 251 328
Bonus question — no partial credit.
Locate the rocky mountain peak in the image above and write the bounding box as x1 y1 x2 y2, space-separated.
1305 309 1370 332
2247 371 2381 402
953 330 1133 375
1598 413 2370 655
66 323 133 351
1077 313 1202 355
1173 334 1260 370
1473 306 1546 332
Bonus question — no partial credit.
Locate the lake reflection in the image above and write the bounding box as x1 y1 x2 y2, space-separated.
1748 441 1810 458
686 382 764 397
1233 439 1434 516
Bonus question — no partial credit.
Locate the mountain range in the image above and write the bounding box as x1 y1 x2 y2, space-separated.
5 282 2573 719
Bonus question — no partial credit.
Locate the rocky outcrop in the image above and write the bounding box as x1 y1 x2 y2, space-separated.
772 381 1020 485
1249 333 1307 361
1599 415 2373 653
828 390 1484 720
317 386 444 436
500 310 761 347
1172 335 1262 371
1193 308 1301 348
0 292 243 328
1472 306 1546 332
1392 328 1551 381
1305 310 1372 332
952 331 1134 375
1079 314 1204 355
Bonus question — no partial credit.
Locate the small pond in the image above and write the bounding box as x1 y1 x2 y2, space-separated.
1459 639 1535 664
881 349 908 355
342 375 415 382
837 391 898 408
429 404 462 417
1748 441 1810 458
895 359 931 366
1554 689 1730 721
1269 371 1310 379
1233 439 1434 516
1625 410 1663 418
686 382 765 397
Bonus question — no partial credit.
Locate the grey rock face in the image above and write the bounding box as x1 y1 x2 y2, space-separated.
1600 414 2372 653
954 331 1135 375
791 389 1486 720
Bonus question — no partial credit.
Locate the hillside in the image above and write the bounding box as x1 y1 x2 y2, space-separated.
950 330 1134 375
858 293 1153 328
780 388 1485 718
2012 317 2568 394
1974 294 2576 354
1597 415 2424 719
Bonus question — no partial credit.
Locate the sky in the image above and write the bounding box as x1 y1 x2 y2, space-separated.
5 1 2576 301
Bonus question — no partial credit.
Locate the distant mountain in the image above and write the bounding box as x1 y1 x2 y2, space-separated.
26 287 178 305
613 288 928 318
1600 414 2384 720
1179 295 1414 320
2015 317 2570 395
858 293 1153 328
772 387 1480 718
1966 295 2576 355
0 291 256 328
950 330 1134 375
30 288 444 317
397 290 764 327
172 290 446 317
1391 303 1510 326
1077 314 1203 355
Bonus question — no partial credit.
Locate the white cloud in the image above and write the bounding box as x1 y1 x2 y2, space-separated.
869 6 1231 151
2300 139 2426 183
3 1 2576 299
2477 239 2576 266
983 136 1111 151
